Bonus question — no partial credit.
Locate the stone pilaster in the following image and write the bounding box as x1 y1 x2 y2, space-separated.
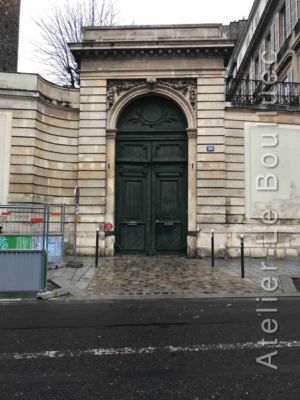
77 79 107 255
196 74 227 257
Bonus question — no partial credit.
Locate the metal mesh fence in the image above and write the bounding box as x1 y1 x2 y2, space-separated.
0 204 65 263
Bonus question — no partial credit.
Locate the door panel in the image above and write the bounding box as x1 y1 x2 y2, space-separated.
155 224 183 252
153 164 187 252
116 164 150 252
115 95 188 254
152 140 187 162
117 141 151 162
116 143 187 254
119 224 146 252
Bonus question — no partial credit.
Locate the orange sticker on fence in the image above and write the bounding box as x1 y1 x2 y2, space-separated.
31 217 44 223
51 212 61 216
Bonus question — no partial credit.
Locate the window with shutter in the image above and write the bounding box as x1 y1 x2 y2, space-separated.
246 34 250 48
282 68 293 98
255 13 260 28
274 14 280 54
287 68 293 82
286 0 292 37
279 5 287 48
265 33 271 64
249 59 255 80
260 40 266 77
291 0 298 28
255 56 260 80
270 22 275 55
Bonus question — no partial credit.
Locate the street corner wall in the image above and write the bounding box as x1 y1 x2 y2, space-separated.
76 78 107 256
196 72 227 258
224 106 300 258
0 73 80 252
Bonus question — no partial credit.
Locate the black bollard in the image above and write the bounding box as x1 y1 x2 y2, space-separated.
211 229 215 267
95 228 100 268
241 234 245 278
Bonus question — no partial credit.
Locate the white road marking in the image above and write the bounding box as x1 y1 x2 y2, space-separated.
1 341 300 361
0 299 22 302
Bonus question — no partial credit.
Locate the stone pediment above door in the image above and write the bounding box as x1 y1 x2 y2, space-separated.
107 78 197 111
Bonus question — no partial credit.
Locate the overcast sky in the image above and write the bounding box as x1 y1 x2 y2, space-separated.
18 0 254 81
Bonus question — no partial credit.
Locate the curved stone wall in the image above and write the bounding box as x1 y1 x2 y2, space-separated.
0 72 79 250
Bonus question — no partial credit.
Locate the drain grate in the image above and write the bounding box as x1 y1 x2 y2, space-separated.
292 278 300 292
47 280 60 291
64 261 83 269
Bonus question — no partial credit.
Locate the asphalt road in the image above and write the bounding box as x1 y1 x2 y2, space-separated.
0 298 299 400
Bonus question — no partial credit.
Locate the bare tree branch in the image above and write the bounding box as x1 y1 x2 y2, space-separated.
34 0 118 87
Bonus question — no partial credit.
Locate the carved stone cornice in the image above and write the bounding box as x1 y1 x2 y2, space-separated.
107 78 197 110
157 79 197 109
186 128 197 138
107 79 144 109
106 128 118 139
72 46 232 64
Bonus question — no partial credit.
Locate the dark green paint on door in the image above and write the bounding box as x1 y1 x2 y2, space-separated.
115 96 187 255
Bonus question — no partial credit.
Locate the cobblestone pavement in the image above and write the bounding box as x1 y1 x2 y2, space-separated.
48 256 300 298
86 256 261 297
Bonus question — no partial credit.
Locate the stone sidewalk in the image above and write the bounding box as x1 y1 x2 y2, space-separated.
47 256 300 299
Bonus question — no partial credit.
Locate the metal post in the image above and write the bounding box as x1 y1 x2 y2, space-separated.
45 205 50 254
211 229 215 267
42 205 47 251
95 227 100 268
74 210 77 256
61 204 65 263
241 234 245 278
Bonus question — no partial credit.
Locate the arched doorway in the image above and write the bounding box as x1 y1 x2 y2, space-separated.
115 95 188 255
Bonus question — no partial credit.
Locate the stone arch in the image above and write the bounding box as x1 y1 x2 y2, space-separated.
107 83 197 131
105 83 197 257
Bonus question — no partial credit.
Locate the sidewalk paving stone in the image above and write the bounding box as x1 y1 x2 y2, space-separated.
47 256 300 299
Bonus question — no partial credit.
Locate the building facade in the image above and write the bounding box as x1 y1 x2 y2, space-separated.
227 0 300 100
225 0 300 258
1 1 300 258
0 0 20 72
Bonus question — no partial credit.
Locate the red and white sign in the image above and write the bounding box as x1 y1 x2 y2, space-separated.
104 223 113 232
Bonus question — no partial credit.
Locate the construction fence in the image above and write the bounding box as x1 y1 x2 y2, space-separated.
0 204 65 292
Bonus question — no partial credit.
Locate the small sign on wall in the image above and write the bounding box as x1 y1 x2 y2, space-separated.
206 145 215 152
104 223 113 232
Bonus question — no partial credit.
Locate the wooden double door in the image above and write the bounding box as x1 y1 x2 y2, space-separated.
115 138 187 254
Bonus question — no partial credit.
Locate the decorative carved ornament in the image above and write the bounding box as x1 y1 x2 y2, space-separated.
117 96 186 130
107 78 197 110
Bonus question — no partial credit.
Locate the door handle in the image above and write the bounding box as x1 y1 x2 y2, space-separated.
155 220 177 226
127 221 138 226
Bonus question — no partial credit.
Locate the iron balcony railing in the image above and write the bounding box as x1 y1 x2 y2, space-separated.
226 78 300 107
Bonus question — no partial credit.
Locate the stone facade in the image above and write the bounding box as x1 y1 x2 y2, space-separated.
224 0 300 258
227 0 300 81
0 73 80 250
0 0 20 72
0 20 300 258
69 24 236 256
